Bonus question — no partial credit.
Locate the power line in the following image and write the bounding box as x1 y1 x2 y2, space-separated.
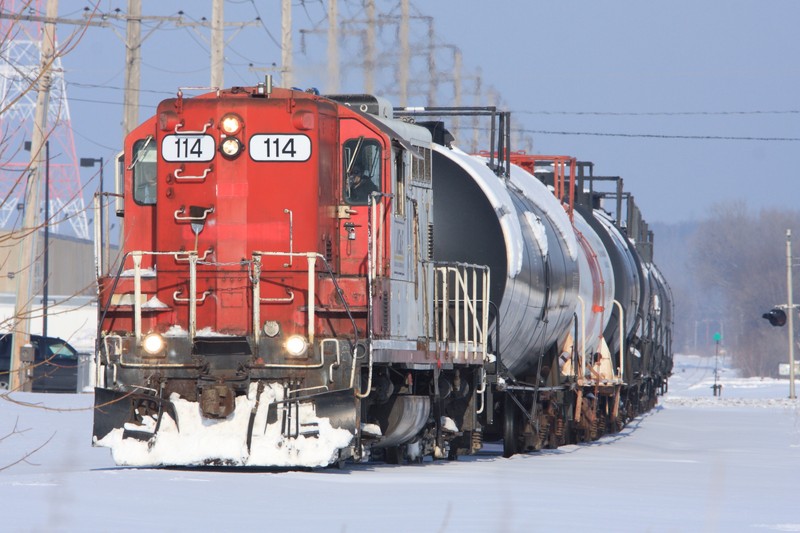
519 129 800 142
248 0 282 48
67 80 173 96
69 96 158 109
516 109 800 116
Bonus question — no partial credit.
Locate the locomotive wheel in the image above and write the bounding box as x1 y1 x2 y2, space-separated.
502 393 520 458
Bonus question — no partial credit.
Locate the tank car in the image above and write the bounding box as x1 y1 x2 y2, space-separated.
91 82 672 467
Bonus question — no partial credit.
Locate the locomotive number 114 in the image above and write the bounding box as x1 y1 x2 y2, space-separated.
249 134 312 162
161 134 215 162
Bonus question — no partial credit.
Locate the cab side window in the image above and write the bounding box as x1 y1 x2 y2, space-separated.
132 137 157 205
343 138 381 205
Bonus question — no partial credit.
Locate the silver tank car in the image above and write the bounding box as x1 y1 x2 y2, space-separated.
430 144 580 376
577 206 645 365
571 209 616 360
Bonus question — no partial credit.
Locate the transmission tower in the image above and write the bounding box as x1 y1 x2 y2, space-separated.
0 1 90 239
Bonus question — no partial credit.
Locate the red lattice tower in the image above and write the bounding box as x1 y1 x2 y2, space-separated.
0 0 89 239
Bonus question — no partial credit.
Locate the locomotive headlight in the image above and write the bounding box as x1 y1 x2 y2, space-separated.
220 137 243 159
220 113 242 135
142 333 165 355
285 335 308 357
263 320 280 338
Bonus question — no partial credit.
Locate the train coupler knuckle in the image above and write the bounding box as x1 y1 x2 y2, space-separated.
199 383 236 418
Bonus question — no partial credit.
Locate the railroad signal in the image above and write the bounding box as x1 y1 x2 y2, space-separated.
762 308 787 327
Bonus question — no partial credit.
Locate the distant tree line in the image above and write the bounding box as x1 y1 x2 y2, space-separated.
654 202 800 377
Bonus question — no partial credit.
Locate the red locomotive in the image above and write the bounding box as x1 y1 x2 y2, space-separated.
92 81 672 467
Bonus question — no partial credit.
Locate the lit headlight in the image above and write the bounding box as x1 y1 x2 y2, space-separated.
220 137 243 159
285 335 308 356
142 333 165 355
220 113 242 135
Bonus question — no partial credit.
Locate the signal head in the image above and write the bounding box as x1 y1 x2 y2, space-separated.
762 308 787 327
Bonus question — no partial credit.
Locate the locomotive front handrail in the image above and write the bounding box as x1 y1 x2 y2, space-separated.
251 251 359 378
252 252 318 347
173 167 212 181
359 192 395 399
122 250 207 342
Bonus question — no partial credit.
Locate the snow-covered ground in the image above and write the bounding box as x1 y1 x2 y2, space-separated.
2 305 799 531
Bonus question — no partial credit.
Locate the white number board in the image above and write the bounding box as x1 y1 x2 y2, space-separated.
161 134 216 162
249 134 312 162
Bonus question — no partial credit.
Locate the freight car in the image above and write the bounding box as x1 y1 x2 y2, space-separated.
92 81 672 467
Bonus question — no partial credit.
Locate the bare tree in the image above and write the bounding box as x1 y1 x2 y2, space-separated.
690 202 800 377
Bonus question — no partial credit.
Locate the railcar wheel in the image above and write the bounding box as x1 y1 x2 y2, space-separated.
502 393 520 458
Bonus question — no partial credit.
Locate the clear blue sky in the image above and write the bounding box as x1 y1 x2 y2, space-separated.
52 0 800 224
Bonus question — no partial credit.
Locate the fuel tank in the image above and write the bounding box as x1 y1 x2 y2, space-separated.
431 144 579 376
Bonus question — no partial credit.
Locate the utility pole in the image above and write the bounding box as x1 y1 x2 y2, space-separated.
399 0 409 105
123 0 141 138
42 141 50 340
281 0 292 88
787 229 796 400
364 0 376 94
425 17 436 105
452 46 462 131
211 0 224 88
327 0 339 93
10 0 58 392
